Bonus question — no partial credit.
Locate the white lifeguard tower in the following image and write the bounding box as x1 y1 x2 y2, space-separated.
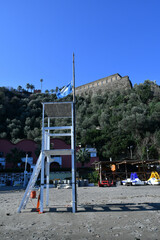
18 101 77 213
18 53 77 214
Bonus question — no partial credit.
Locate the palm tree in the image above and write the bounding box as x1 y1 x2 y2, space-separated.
30 84 35 93
76 148 90 167
45 89 49 94
6 148 25 168
50 89 54 94
40 79 43 92
17 85 22 92
26 83 30 92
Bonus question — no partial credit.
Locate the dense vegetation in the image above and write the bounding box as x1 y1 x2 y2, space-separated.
0 80 160 161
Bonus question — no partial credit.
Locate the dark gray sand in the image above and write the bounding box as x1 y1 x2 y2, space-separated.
0 185 160 240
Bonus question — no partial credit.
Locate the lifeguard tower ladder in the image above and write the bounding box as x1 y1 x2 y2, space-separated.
18 101 77 213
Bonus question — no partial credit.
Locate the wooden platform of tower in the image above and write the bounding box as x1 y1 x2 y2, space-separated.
18 101 77 213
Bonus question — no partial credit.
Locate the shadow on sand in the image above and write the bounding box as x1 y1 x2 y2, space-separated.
77 202 160 212
29 202 160 213
0 186 25 193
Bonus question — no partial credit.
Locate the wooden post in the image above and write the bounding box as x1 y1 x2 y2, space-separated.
125 162 127 179
40 103 45 213
100 163 102 183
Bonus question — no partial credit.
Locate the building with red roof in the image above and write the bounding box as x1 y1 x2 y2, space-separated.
0 138 99 171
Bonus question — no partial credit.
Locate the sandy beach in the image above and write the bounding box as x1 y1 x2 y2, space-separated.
0 185 160 240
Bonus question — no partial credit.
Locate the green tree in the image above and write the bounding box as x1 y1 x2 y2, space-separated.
88 171 99 183
26 83 30 92
5 148 25 167
40 79 43 92
0 81 159 161
55 87 59 92
135 80 153 104
17 85 22 92
30 84 35 93
76 148 90 167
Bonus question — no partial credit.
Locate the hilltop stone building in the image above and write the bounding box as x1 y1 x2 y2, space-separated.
75 73 132 96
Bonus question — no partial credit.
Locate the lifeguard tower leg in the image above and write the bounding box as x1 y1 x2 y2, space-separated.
46 160 50 206
40 152 45 213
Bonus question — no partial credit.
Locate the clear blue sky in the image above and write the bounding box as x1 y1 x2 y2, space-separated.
0 0 160 92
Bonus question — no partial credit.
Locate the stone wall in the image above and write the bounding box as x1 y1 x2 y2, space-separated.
75 73 132 96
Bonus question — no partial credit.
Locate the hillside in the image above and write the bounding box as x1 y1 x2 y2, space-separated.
0 81 160 161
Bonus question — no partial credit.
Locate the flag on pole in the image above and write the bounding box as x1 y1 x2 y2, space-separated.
56 82 72 99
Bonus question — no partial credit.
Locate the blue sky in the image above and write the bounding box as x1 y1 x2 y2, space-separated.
0 0 160 92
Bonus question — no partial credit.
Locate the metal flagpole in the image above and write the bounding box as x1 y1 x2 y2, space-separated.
40 103 45 213
72 53 77 213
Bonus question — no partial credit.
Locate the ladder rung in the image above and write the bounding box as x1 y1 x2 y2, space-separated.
44 149 73 156
44 126 72 130
49 133 71 137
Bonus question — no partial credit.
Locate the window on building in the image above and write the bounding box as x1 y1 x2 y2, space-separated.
106 80 108 83
90 152 97 157
101 81 103 85
50 156 62 166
